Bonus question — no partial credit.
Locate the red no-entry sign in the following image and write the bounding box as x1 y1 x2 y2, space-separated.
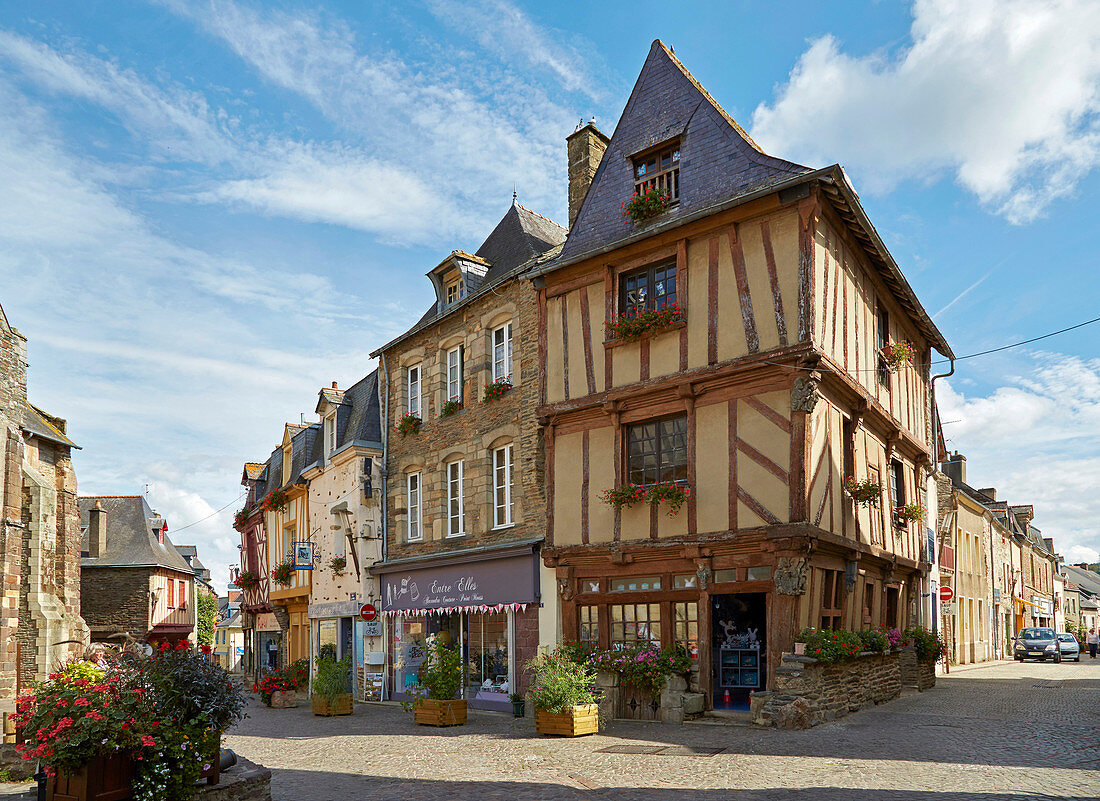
939 586 954 602
360 603 377 622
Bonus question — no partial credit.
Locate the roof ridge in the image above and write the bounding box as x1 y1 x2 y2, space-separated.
516 203 566 231
80 494 143 498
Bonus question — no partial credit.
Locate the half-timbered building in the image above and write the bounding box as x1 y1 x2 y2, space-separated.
533 41 954 710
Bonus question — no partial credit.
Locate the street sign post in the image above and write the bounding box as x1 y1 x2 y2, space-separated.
939 586 954 603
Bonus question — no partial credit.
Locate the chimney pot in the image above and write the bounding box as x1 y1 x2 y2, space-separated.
566 123 610 229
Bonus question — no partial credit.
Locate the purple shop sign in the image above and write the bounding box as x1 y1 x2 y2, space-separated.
379 554 537 612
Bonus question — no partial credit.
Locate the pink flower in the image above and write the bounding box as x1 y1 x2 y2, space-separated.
141 735 156 747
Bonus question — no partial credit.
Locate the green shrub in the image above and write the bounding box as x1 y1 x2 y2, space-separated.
795 628 865 663
401 635 462 711
312 656 351 703
856 629 889 653
904 626 944 663
527 651 599 714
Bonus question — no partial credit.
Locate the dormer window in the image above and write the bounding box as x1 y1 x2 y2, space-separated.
446 278 462 306
633 141 680 202
323 413 337 459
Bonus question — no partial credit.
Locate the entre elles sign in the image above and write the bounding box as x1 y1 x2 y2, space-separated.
379 554 537 614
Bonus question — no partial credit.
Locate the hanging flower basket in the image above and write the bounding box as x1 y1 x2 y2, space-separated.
260 488 289 514
843 477 883 507
329 556 347 577
271 561 295 587
237 571 260 591
605 305 684 342
600 483 648 510
646 481 691 516
440 399 462 418
620 187 671 225
881 340 915 371
398 414 422 436
483 379 512 402
233 507 252 529
895 502 926 525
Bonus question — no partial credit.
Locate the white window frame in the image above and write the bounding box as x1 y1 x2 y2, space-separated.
324 412 337 459
407 472 422 542
492 322 513 383
446 281 459 305
446 346 463 402
447 461 465 537
493 445 514 528
407 365 421 417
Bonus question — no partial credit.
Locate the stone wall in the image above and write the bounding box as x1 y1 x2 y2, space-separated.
80 568 150 641
898 645 936 691
196 757 272 801
752 651 902 729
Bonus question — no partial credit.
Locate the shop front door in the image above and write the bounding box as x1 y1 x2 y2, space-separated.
711 593 766 711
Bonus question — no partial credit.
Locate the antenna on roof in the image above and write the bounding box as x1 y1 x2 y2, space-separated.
144 484 149 496
512 185 517 205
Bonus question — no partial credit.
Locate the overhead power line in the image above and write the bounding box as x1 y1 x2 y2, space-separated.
170 491 245 534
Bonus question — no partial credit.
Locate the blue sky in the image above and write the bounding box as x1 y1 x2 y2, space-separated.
1 0 1098 589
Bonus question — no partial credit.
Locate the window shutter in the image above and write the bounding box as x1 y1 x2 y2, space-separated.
459 344 465 401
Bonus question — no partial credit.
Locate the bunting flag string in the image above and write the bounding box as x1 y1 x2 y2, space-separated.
379 601 534 618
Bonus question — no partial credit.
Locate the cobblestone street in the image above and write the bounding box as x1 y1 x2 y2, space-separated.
226 658 1100 800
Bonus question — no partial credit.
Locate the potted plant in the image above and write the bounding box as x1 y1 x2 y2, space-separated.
260 487 289 514
646 481 691 516
329 555 347 577
528 651 600 737
509 692 525 718
312 656 353 716
440 398 462 417
402 636 466 727
483 379 512 402
398 413 422 436
880 340 915 371
843 477 883 507
233 507 252 529
271 560 294 587
895 502 926 526
620 187 671 225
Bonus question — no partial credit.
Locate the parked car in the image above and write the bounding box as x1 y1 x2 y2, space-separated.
1056 632 1081 662
1013 627 1061 662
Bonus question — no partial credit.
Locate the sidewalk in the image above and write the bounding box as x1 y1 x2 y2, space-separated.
939 658 1015 674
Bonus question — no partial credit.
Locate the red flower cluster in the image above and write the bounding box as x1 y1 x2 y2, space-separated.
397 413 422 436
620 187 671 225
605 304 684 342
482 379 512 403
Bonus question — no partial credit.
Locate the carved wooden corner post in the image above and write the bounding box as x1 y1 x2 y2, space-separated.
604 401 622 542
789 362 821 524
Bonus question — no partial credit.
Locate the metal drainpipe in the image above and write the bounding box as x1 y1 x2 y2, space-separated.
928 356 955 634
379 352 389 567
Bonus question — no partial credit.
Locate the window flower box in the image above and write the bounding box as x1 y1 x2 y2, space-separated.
270 561 294 587
482 379 512 402
233 507 252 529
329 556 346 577
620 187 671 225
605 305 684 342
895 503 926 526
440 399 462 418
600 483 648 510
397 414 422 436
237 571 259 591
600 482 691 515
260 488 289 514
880 340 915 371
843 477 883 507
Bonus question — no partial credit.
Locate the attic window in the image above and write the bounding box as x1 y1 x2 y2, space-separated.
446 277 462 305
633 142 680 202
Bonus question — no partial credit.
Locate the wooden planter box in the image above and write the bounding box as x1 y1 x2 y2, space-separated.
47 753 133 801
535 704 599 737
312 693 353 716
413 698 467 727
198 732 222 785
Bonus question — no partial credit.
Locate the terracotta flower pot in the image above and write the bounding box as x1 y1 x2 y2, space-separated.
413 698 467 727
535 704 599 737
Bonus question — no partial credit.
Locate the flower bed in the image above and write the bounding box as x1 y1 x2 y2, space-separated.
482 379 512 402
605 305 684 342
254 659 308 706
397 414 421 436
620 187 671 225
14 641 245 800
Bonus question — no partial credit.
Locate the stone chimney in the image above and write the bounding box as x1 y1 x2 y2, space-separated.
941 452 966 486
88 501 107 558
976 488 997 500
566 122 610 229
1044 537 1055 553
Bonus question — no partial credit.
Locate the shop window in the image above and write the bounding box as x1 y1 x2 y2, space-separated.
619 259 678 319
673 573 698 589
578 606 599 645
746 566 771 582
673 602 699 689
446 346 464 403
610 603 661 647
820 569 844 629
632 142 680 202
447 461 465 537
493 445 514 528
876 306 891 388
407 472 422 542
466 612 509 699
610 576 661 592
626 414 687 486
492 322 513 382
407 365 421 417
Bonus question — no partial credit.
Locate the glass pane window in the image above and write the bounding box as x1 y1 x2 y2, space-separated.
820 569 844 630
627 415 687 486
492 323 513 382
674 602 700 690
632 142 680 201
746 566 772 581
610 576 662 592
446 347 463 402
407 365 421 417
673 573 698 589
713 569 737 583
493 445 514 528
578 605 599 645
447 461 465 537
466 612 509 698
610 603 661 648
620 260 677 318
890 461 905 509
407 473 421 542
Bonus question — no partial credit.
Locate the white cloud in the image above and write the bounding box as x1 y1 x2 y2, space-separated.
938 352 1100 560
751 0 1100 223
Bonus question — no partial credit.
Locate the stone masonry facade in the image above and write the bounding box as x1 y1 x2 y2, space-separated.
384 275 545 559
79 567 151 641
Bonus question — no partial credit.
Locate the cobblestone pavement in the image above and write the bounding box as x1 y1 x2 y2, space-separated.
226 658 1100 801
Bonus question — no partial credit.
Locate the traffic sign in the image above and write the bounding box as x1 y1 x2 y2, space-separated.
939 586 954 602
359 603 378 622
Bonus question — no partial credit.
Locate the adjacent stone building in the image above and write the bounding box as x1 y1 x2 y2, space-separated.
78 496 196 645
1 301 87 742
370 202 563 710
534 41 953 711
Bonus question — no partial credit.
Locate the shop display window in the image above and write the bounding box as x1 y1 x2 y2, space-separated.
674 601 700 690
610 603 661 648
466 612 510 702
579 605 599 645
610 575 661 592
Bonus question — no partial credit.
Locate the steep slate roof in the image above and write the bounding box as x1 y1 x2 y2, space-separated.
370 203 565 357
1064 564 1100 597
22 404 78 449
339 370 383 450
79 496 194 573
559 39 810 264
